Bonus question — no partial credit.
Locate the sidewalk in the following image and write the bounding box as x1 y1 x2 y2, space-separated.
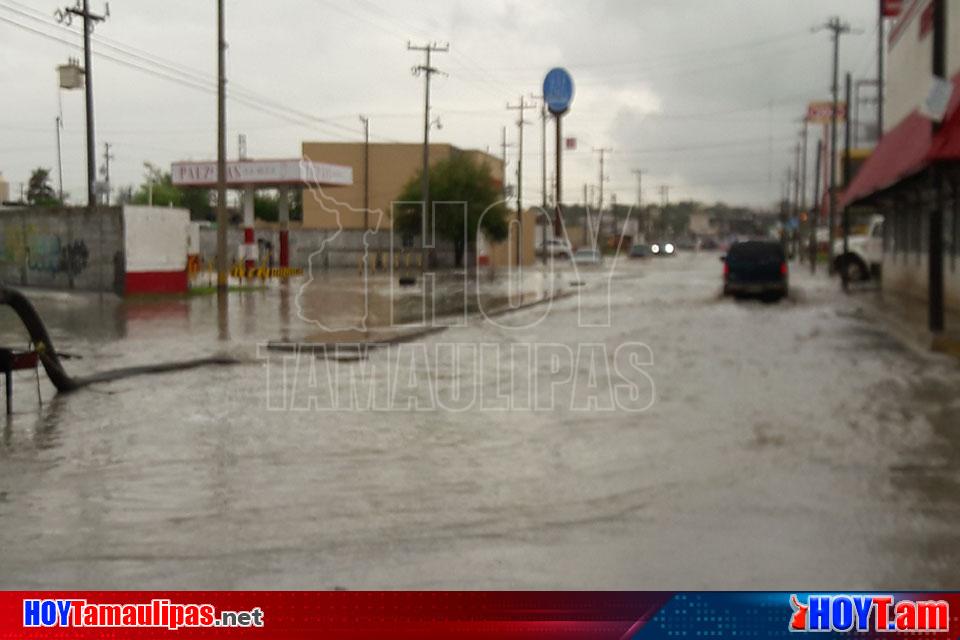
866 290 960 359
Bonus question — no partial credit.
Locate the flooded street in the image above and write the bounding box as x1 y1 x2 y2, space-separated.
2 252 959 589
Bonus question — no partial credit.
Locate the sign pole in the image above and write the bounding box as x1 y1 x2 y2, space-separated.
554 114 563 238
543 68 574 245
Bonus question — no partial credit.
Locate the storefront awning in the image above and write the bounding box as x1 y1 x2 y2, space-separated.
841 72 960 209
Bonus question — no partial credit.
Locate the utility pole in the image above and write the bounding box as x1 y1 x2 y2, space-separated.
408 41 448 269
100 141 113 205
800 121 809 263
811 138 823 274
877 0 885 137
842 72 853 291
359 115 370 231
658 184 670 207
594 147 612 251
238 133 247 160
499 126 514 201
792 140 801 259
55 0 109 209
532 98 547 264
507 96 532 267
632 169 645 240
800 122 809 216
817 15 851 275
537 101 547 208
55 89 64 203
929 0 946 333
216 0 228 291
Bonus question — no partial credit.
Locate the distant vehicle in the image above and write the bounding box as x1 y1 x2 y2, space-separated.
538 238 573 258
722 240 788 301
572 248 603 265
831 214 884 282
629 244 651 258
700 237 719 251
650 242 676 257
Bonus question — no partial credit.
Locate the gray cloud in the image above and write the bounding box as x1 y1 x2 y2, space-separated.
1 0 878 208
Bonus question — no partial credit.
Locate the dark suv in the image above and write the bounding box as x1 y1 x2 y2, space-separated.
722 241 788 300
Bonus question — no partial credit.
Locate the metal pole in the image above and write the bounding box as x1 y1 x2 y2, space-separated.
811 139 822 274
553 114 563 238
842 72 852 291
540 103 547 265
102 142 112 206
800 122 808 215
55 115 64 203
216 0 228 290
507 96 529 268
878 0 885 137
541 103 547 208
500 126 509 201
81 0 95 208
632 168 644 240
929 0 946 333
826 16 850 276
360 115 370 231
422 46 432 269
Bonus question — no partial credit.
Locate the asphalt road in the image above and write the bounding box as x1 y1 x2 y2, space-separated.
1 252 958 588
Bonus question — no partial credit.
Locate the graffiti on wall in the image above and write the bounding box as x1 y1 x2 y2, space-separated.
27 236 89 276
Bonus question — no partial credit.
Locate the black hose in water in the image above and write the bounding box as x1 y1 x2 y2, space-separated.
1 285 239 393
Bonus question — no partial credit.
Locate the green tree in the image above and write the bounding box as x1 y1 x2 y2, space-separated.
654 200 696 237
394 153 508 267
131 162 212 220
27 167 59 206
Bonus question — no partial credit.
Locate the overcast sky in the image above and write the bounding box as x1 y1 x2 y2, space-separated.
1 0 881 209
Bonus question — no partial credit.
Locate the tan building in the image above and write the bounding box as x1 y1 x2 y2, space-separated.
301 142 503 231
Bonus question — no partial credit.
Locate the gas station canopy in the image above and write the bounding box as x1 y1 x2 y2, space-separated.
171 159 353 188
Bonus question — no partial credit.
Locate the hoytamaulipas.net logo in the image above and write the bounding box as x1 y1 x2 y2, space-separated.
23 598 264 630
789 594 949 633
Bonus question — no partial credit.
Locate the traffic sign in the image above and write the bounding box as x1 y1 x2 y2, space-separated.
543 68 574 115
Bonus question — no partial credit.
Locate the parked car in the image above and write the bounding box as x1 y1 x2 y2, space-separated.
572 248 603 265
650 242 676 257
722 240 788 300
537 238 573 258
629 244 651 258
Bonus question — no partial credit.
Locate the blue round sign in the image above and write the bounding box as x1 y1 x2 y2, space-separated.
543 67 574 115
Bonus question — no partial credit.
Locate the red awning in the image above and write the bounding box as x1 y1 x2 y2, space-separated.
841 71 960 208
929 74 960 161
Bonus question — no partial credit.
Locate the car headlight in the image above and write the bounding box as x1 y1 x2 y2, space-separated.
651 244 660 254
665 243 675 254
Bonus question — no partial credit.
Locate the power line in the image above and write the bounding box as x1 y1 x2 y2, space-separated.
0 3 394 142
0 12 367 142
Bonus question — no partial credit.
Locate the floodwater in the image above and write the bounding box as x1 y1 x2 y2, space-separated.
1 253 959 588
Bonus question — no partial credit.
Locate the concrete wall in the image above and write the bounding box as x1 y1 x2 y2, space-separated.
0 206 123 293
300 142 504 231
